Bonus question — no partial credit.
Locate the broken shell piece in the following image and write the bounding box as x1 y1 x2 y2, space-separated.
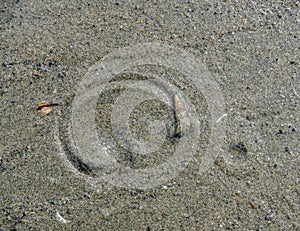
56 211 70 224
173 94 191 137
37 101 58 115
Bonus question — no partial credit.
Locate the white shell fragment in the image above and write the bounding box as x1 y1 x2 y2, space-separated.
173 94 191 137
56 211 70 224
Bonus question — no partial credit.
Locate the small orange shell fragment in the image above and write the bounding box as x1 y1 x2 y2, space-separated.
37 101 53 115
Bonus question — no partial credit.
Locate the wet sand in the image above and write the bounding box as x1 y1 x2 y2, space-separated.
1 1 299 230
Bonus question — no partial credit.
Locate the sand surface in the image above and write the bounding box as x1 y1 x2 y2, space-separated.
1 0 299 230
